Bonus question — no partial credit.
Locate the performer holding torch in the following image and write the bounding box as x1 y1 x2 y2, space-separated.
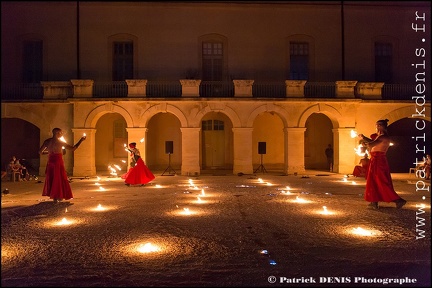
122 142 155 186
358 119 406 210
38 128 86 203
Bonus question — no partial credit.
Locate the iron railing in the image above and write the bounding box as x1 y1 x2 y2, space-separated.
1 81 430 101
146 81 182 98
93 81 128 98
1 83 44 100
305 82 336 98
200 81 234 97
382 83 422 100
252 82 286 98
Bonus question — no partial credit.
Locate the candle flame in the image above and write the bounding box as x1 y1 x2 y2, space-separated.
295 196 308 203
352 227 375 236
56 217 72 225
95 204 106 211
350 130 358 138
182 208 191 215
137 242 159 253
319 205 335 215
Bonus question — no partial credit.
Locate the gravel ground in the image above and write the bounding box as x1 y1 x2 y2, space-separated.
1 171 430 287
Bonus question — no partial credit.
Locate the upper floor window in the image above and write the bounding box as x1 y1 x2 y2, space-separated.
113 41 133 81
202 42 223 81
289 42 309 80
375 42 393 83
22 40 43 83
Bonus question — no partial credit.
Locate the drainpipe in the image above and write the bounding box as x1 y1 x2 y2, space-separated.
77 1 81 79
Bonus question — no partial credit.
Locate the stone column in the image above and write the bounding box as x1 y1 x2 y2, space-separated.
180 80 201 97
71 79 94 98
232 128 254 174
72 128 96 176
335 81 357 98
333 128 356 174
41 81 72 99
126 79 148 97
180 128 201 176
285 128 306 174
233 80 254 97
356 82 384 100
285 80 307 98
126 127 148 165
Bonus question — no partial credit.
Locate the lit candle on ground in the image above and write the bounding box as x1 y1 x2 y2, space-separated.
56 217 72 225
352 227 375 236
137 242 159 253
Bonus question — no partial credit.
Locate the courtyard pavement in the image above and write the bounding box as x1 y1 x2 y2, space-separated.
1 170 431 287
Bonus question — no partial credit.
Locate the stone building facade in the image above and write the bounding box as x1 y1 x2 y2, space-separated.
1 1 430 176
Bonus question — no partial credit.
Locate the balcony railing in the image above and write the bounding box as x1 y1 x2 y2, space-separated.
146 81 182 98
252 82 286 98
305 82 336 98
382 84 421 100
93 81 128 98
200 81 234 97
1 81 430 101
1 83 44 100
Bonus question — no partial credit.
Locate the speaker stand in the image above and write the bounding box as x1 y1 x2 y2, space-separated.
162 153 177 176
254 154 267 173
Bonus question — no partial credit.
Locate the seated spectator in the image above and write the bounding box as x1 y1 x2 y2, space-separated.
352 153 370 179
8 156 22 181
19 160 30 181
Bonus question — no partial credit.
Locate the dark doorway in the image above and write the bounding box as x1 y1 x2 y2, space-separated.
387 118 431 172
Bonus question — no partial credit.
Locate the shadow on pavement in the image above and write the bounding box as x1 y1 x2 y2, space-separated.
1 201 74 225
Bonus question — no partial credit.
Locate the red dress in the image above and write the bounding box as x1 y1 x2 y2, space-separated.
122 157 155 185
352 159 370 179
364 151 400 202
42 153 73 200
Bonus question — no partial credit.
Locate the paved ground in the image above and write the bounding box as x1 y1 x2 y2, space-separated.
1 170 431 287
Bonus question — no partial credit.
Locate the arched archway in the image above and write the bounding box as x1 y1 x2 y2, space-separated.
147 112 182 171
95 113 128 175
305 113 333 170
1 118 40 175
252 111 284 172
387 118 431 172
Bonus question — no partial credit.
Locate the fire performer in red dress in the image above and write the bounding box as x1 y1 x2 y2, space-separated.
122 142 155 186
358 119 407 210
352 153 370 179
38 128 86 203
